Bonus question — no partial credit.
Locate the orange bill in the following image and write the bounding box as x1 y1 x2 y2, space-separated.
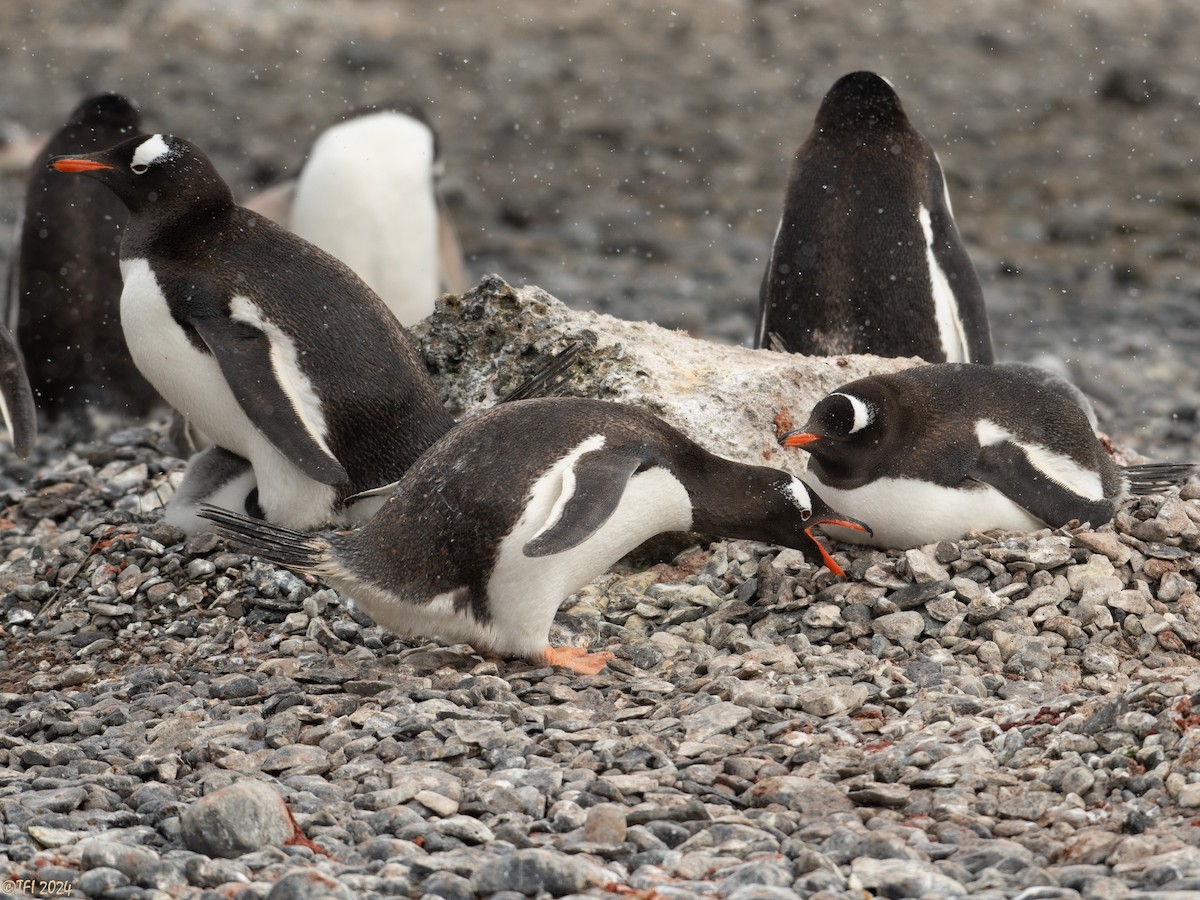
804 516 871 579
50 157 113 173
779 430 820 447
804 524 846 577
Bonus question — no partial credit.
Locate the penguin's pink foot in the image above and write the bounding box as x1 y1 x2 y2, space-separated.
542 646 613 675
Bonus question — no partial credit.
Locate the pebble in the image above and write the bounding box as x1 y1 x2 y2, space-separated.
180 781 293 859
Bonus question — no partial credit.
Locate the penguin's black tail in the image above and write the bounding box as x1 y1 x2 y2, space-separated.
197 504 333 576
500 342 581 403
1123 462 1196 496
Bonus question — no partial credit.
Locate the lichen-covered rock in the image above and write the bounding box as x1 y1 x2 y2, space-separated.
413 275 919 478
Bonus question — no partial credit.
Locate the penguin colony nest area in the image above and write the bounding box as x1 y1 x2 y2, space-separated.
3 2 1200 899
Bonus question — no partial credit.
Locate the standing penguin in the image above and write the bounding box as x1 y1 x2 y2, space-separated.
50 133 455 532
0 321 35 458
756 71 993 364
778 363 1192 548
9 93 161 426
199 397 871 673
256 103 468 326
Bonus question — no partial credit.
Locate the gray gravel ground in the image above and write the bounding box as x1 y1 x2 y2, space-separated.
2 2 1200 898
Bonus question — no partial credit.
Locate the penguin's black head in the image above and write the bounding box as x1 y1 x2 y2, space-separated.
816 71 909 132
779 391 879 453
774 475 872 578
69 93 140 131
48 133 233 215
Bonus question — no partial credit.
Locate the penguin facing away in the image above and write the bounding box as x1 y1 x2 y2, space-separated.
9 93 160 428
199 397 871 674
756 71 993 364
252 103 468 326
50 133 455 532
778 363 1192 549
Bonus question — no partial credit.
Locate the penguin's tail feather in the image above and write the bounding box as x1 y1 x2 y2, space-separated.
500 342 581 403
1123 462 1196 496
197 504 334 576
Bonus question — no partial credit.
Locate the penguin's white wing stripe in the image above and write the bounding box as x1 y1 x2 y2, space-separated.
228 295 337 461
527 434 607 547
918 204 969 363
755 215 785 348
935 153 956 218
974 419 1103 498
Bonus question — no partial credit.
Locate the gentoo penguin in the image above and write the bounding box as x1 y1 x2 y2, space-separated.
778 363 1193 549
755 71 993 364
9 93 161 426
198 397 871 673
50 133 454 532
0 319 35 458
250 104 468 326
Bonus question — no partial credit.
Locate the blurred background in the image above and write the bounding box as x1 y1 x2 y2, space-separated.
2 0 1198 458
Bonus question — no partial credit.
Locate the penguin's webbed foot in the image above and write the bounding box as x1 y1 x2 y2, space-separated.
541 646 613 675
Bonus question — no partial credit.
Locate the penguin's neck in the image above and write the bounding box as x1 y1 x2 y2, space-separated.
122 200 234 259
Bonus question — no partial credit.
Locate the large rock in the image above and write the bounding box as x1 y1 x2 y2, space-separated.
414 275 919 479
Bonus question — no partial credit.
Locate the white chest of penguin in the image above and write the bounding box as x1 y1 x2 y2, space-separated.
119 258 248 449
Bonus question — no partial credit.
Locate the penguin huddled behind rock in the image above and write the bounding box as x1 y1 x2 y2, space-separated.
779 363 1193 549
199 397 871 673
756 71 993 364
50 132 455 533
245 103 468 327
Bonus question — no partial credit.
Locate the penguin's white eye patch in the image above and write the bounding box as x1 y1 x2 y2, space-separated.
785 478 813 520
829 392 874 434
131 134 173 171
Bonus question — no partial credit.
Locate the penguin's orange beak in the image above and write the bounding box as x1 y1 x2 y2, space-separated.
779 430 820 447
49 156 114 173
804 517 871 579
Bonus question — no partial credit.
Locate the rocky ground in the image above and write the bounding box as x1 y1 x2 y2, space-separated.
1 1 1200 898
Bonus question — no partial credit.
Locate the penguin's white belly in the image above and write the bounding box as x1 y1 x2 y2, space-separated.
339 463 694 659
809 473 1043 549
120 258 336 528
484 465 693 658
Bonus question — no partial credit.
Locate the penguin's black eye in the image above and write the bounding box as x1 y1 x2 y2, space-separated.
130 163 149 175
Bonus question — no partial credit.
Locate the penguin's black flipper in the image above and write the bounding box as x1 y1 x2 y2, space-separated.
968 441 1115 528
0 319 37 458
1123 462 1195 495
191 317 349 486
523 449 645 557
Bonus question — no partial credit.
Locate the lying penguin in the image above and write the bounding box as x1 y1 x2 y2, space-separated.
200 397 871 673
756 71 993 364
49 133 454 532
778 363 1192 549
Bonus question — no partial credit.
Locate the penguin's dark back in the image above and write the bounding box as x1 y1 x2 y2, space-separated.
856 364 1111 472
15 94 160 419
759 73 991 363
